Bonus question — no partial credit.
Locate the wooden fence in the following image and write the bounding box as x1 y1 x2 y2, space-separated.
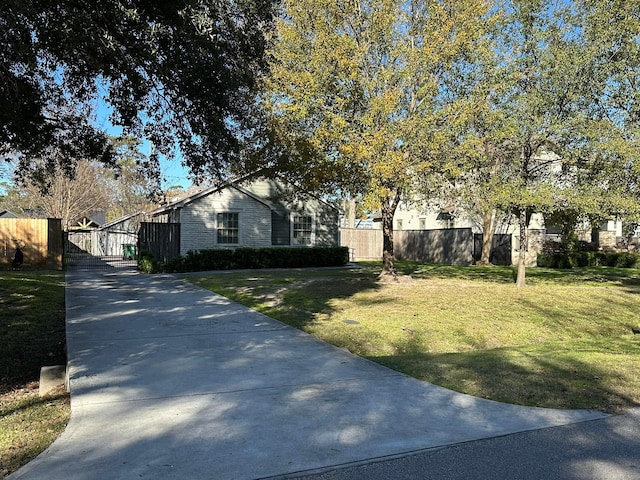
138 222 181 263
340 228 382 261
340 228 512 265
0 218 63 268
395 228 474 265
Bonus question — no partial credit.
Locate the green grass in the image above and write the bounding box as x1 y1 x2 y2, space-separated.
187 262 640 413
0 271 69 478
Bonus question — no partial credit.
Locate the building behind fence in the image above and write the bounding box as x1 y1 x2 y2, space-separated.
0 218 63 268
340 228 513 266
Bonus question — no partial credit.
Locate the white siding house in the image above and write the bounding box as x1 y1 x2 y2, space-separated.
152 178 340 256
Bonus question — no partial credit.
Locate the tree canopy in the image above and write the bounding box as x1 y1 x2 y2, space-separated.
262 0 640 283
263 0 491 276
1 0 277 183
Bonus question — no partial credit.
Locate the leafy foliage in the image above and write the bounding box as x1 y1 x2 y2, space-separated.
538 251 640 269
140 246 350 273
1 0 277 183
107 136 160 220
262 0 492 274
447 0 640 285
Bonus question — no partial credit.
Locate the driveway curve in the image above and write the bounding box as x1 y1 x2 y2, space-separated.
9 269 606 480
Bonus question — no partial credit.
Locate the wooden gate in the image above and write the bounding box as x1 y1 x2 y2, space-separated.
138 223 180 263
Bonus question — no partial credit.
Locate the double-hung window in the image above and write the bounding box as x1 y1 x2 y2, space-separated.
217 212 239 244
293 214 313 245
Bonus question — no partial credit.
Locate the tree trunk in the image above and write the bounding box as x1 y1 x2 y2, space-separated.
381 207 395 277
380 189 402 278
348 196 357 228
478 209 496 265
515 207 527 287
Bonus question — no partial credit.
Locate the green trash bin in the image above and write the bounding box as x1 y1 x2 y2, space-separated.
123 244 137 260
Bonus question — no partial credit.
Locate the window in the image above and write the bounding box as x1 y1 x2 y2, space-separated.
293 215 313 245
217 212 239 244
419 218 426 229
396 219 403 230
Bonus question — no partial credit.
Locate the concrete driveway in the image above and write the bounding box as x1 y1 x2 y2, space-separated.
9 269 607 480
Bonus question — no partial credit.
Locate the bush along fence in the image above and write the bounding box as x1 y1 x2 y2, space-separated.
138 246 350 273
537 251 640 269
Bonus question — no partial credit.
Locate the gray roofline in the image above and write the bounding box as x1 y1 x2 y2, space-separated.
98 211 147 230
151 181 274 216
150 171 341 216
0 209 20 218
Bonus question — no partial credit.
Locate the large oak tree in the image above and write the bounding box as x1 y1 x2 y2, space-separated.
1 0 276 183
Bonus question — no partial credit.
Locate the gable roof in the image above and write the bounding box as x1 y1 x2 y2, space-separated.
98 211 147 230
0 209 20 218
151 181 274 216
150 172 341 217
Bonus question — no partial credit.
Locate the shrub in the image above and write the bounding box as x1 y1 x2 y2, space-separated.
537 251 640 269
138 250 161 273
155 246 349 273
537 253 566 268
613 252 640 268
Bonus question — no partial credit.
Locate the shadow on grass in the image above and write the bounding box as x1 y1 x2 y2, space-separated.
392 262 518 283
369 337 640 413
0 389 69 418
190 266 383 330
190 263 640 412
382 261 640 287
0 271 66 396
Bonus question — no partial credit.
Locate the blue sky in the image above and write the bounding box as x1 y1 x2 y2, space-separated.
94 101 192 190
0 100 193 193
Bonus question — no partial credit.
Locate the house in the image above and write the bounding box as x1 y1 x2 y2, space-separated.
69 211 106 230
151 177 340 256
0 209 20 218
96 212 147 257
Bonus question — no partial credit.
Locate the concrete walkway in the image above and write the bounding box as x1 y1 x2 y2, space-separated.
10 269 608 480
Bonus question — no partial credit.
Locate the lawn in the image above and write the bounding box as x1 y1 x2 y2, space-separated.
187 262 640 413
0 271 69 478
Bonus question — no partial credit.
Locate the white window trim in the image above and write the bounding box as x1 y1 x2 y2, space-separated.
291 212 315 246
216 211 241 245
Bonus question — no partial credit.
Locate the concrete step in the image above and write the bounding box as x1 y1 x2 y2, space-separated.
39 365 68 396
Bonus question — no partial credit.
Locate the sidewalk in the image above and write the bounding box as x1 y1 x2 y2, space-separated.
10 269 608 480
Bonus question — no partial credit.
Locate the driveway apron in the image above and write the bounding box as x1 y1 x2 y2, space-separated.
9 270 607 480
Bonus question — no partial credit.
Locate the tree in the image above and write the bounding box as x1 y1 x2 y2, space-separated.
443 24 520 266
463 0 631 286
19 160 112 230
107 137 159 221
1 0 276 183
579 0 640 225
263 0 491 277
